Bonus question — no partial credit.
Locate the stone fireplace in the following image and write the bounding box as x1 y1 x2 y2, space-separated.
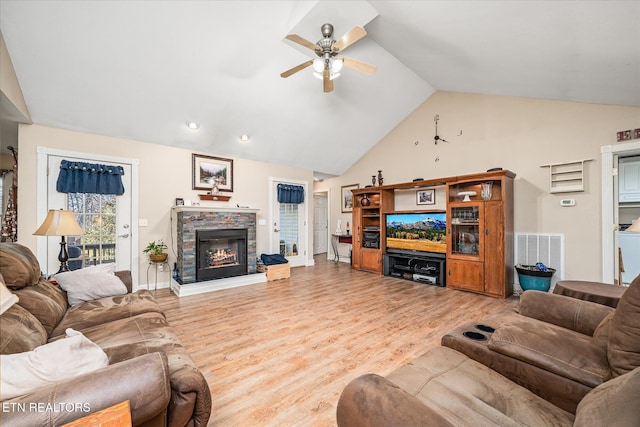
173 207 264 296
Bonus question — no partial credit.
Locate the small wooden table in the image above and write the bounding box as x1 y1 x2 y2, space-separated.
553 280 627 308
63 400 131 427
331 234 352 263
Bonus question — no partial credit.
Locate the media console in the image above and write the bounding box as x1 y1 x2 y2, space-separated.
383 252 446 287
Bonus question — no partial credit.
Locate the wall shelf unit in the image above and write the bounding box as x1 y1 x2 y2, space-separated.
540 159 592 194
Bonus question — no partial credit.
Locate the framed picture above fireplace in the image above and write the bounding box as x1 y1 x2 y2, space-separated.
192 154 234 192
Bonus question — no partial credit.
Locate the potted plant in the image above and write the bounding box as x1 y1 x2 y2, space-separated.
144 239 168 263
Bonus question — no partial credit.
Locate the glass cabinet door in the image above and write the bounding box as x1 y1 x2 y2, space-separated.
450 204 481 257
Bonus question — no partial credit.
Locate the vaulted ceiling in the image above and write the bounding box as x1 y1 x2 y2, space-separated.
1 1 638 178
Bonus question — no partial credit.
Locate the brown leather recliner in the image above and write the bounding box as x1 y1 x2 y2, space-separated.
337 274 640 426
337 346 640 427
442 274 640 413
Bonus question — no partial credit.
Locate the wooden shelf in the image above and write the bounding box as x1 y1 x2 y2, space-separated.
541 159 592 194
198 194 231 201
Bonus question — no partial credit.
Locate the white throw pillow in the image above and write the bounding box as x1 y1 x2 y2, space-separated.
55 268 127 306
84 263 116 275
0 328 109 400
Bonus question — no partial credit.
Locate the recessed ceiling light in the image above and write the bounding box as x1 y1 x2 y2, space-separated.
186 121 200 130
240 134 250 142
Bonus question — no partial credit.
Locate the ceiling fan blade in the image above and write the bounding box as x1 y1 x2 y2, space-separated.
340 56 377 75
323 68 333 93
333 26 367 52
285 34 319 52
280 60 314 78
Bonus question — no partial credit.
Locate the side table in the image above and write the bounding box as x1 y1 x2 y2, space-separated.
553 280 627 308
147 260 169 291
331 234 352 263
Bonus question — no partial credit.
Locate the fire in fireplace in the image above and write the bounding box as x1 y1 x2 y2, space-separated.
196 228 248 281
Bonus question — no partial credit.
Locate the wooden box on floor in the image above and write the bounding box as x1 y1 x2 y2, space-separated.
258 263 290 281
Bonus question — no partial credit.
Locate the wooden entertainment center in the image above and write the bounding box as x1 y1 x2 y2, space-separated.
350 170 515 298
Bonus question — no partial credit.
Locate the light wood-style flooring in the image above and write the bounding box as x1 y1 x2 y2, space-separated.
155 255 519 426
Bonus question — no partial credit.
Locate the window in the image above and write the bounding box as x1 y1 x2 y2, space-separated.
66 193 117 268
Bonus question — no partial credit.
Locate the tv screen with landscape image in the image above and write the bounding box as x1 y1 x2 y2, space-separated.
386 212 447 254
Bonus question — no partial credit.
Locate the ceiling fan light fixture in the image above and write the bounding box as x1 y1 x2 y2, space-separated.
312 58 324 73
331 58 344 73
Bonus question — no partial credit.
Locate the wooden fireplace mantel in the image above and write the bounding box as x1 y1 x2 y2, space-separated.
172 206 260 214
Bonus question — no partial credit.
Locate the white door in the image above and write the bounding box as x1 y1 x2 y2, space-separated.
313 193 328 255
271 180 307 267
45 155 132 275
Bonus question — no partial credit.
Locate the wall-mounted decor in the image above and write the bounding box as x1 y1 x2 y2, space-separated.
341 184 359 213
617 128 640 142
175 198 184 206
192 154 233 192
416 189 435 205
540 159 592 193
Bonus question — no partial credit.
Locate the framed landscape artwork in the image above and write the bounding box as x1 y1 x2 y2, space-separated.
341 184 359 213
416 189 435 205
192 154 233 192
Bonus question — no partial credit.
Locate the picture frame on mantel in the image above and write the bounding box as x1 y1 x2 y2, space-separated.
416 189 435 205
341 184 359 213
192 154 233 192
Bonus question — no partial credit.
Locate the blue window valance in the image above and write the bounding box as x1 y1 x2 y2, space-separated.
56 160 125 195
277 184 304 204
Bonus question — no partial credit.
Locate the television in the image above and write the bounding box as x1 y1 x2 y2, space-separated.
386 211 447 257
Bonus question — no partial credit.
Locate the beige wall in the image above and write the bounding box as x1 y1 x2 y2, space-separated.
17 124 314 286
316 91 640 281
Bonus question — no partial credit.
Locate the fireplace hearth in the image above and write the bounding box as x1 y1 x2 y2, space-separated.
196 228 247 281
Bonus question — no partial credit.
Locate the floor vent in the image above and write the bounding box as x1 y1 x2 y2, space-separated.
514 233 565 294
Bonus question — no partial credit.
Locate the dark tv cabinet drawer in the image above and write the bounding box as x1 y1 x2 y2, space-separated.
383 253 446 287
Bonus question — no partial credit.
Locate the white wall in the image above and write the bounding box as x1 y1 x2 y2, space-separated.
315 91 640 281
17 124 314 286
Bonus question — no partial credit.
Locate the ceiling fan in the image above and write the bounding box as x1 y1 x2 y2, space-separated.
280 23 376 93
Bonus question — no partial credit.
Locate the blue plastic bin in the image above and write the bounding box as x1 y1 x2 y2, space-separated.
516 266 555 292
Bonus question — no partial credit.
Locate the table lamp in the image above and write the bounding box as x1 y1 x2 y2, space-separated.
33 209 85 273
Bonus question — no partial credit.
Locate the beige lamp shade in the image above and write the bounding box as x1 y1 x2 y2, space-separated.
33 210 84 236
628 217 640 232
0 281 19 315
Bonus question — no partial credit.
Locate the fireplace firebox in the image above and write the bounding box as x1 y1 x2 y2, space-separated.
196 229 248 281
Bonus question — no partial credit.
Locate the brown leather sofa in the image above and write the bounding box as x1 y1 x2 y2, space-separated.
0 243 211 427
337 274 640 425
442 274 640 413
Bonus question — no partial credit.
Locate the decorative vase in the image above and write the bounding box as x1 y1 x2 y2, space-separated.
372 176 377 186
361 195 371 207
481 182 493 200
378 170 383 186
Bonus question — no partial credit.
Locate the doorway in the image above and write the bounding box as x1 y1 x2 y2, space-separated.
37 148 139 284
313 191 329 256
601 140 640 284
270 178 308 267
